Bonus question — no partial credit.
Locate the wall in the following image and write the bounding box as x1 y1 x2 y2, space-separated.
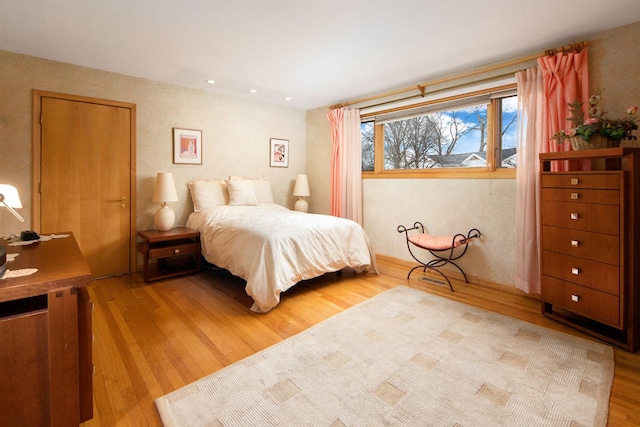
0 50 306 238
1 20 638 285
305 20 640 289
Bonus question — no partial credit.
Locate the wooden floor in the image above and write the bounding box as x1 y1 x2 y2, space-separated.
81 258 640 426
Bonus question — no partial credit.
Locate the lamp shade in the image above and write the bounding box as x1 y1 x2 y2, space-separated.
152 172 178 203
293 174 310 197
152 173 178 231
0 183 25 222
0 184 22 208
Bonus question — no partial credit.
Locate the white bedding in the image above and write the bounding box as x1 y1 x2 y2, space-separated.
186 204 378 312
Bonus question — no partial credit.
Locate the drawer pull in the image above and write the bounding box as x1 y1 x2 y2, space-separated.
571 294 580 302
571 240 580 247
174 249 180 254
570 192 579 200
571 267 581 275
570 178 579 185
570 213 579 220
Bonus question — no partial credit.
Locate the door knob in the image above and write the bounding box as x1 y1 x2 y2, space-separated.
110 197 127 208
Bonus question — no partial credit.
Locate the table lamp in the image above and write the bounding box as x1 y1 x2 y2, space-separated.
0 184 25 277
0 184 25 222
152 172 178 231
293 174 310 213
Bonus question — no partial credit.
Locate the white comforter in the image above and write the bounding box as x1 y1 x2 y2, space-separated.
186 204 378 312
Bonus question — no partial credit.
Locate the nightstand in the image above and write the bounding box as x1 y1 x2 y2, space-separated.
137 227 201 282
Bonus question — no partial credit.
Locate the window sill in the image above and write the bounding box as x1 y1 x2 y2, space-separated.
362 168 516 179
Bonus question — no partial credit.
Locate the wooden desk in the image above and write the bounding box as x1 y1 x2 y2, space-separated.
0 234 93 426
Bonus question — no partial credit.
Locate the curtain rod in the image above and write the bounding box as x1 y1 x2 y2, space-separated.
330 40 589 110
544 41 588 57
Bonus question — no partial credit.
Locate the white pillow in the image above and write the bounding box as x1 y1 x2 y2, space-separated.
225 179 259 206
188 179 228 211
228 176 274 204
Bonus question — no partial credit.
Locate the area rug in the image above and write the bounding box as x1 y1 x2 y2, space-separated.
155 286 614 427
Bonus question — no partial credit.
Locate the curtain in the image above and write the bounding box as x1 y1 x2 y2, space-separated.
537 48 590 164
514 67 544 295
514 48 589 295
327 107 363 224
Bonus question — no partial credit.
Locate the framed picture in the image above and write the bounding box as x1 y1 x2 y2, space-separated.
270 138 289 168
173 128 202 165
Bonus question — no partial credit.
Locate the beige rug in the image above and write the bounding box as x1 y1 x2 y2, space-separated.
155 286 614 427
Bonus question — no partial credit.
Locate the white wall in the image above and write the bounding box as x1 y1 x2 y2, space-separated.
2 20 639 287
305 21 640 290
363 178 516 285
0 50 306 237
305 105 517 287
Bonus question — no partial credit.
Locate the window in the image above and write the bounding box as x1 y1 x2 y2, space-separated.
361 85 518 176
498 95 518 168
383 102 488 170
361 121 374 171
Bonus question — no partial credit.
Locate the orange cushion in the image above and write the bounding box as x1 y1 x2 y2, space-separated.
408 234 470 250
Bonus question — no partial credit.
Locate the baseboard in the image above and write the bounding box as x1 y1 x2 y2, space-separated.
374 253 537 298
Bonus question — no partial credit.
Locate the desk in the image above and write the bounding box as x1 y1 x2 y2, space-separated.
0 234 93 426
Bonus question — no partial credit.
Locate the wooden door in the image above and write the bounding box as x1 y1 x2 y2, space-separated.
36 93 135 277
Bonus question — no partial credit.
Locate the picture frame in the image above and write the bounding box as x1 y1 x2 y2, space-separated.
173 128 202 165
270 138 289 168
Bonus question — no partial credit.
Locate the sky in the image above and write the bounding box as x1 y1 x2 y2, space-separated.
453 96 518 154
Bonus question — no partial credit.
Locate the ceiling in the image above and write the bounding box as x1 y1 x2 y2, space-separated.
2 0 640 111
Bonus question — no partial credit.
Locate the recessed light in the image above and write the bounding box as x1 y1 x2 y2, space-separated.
206 79 216 84
249 89 258 93
284 97 292 101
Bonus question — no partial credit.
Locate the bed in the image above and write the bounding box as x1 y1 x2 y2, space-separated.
185 178 378 312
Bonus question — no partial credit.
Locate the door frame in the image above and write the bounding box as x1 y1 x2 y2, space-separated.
32 90 137 273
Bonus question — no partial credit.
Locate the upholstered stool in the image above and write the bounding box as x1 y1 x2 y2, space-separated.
397 222 481 291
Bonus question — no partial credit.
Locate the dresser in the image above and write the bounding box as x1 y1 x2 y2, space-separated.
0 234 93 426
540 147 640 351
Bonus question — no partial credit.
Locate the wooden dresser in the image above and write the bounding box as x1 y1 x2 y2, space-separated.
0 234 93 426
540 147 640 351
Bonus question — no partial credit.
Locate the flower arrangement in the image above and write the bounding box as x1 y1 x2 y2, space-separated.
553 90 638 146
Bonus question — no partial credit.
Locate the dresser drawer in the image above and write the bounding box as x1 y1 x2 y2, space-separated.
541 201 619 235
541 276 621 328
148 242 201 258
541 173 621 190
541 226 619 265
542 251 619 295
541 188 619 205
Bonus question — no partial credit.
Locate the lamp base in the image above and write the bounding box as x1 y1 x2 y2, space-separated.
154 204 175 231
294 198 308 213
0 245 6 278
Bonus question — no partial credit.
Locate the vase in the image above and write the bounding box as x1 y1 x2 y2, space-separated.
569 135 620 150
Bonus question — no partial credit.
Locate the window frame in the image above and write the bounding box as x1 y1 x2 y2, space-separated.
361 83 517 179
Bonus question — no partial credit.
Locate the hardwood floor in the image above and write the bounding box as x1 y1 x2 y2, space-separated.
81 258 640 426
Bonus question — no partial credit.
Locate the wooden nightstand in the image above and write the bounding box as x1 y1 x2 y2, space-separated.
137 227 201 282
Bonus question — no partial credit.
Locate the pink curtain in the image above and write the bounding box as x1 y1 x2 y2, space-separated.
328 108 344 218
327 107 363 224
515 67 544 295
515 48 589 295
537 48 590 163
